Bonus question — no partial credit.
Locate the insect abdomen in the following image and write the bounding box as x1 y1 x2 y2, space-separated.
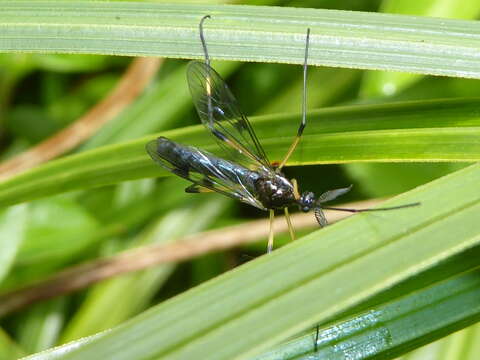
156 137 259 188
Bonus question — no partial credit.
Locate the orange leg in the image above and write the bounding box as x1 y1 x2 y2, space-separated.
284 207 295 241
267 209 275 253
291 178 300 200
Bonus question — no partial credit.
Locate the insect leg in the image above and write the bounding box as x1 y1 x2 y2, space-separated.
277 28 311 172
284 207 296 241
267 209 275 253
291 178 300 200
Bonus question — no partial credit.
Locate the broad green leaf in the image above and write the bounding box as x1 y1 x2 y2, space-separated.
361 0 480 97
255 268 480 359
0 204 28 283
22 162 480 360
1 98 479 207
1 2 480 78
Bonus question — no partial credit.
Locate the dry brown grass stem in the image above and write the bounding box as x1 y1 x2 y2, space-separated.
0 198 380 316
0 57 162 180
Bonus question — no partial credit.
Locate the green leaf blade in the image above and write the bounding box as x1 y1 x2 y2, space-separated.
0 204 28 283
1 2 480 77
255 269 480 360
1 98 479 207
22 163 480 360
360 0 480 97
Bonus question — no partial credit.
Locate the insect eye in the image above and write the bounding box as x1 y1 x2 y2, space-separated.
213 106 225 117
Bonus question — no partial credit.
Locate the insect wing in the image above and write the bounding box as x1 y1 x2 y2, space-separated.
146 137 266 210
187 61 271 171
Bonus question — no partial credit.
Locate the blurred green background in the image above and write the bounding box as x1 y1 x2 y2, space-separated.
0 0 479 359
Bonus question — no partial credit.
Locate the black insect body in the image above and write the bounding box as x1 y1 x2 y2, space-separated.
254 174 296 210
146 15 418 253
147 136 298 211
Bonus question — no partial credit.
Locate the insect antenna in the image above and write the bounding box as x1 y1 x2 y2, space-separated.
321 202 421 213
313 185 419 227
277 28 311 171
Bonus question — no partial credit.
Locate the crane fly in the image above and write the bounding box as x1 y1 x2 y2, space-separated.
146 15 419 253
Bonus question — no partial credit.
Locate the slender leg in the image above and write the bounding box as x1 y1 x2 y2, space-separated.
277 28 311 172
267 209 275 253
291 178 300 200
284 207 295 241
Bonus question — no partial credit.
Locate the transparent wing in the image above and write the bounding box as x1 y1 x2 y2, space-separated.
187 61 271 171
146 137 266 210
317 185 353 204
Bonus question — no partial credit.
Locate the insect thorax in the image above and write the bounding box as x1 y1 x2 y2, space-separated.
254 174 296 209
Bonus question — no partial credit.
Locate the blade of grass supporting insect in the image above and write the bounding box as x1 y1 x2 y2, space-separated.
0 204 28 283
1 97 479 208
360 0 480 97
2 2 480 78
0 198 370 318
60 197 230 343
21 163 480 360
253 268 480 360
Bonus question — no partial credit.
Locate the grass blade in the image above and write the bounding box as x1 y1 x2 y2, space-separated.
1 2 480 78
254 269 480 359
0 204 28 283
0 98 479 207
360 0 480 97
22 163 480 360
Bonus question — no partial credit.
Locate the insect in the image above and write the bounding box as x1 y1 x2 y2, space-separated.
146 15 419 253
